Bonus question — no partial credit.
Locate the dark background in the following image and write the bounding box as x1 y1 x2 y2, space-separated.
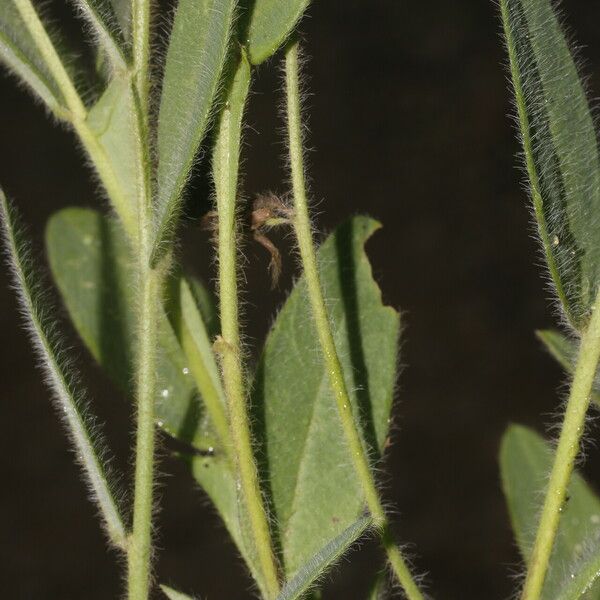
3 1 600 598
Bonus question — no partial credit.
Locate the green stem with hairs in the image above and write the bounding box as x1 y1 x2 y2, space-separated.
284 40 425 600
131 0 151 122
126 1 163 596
520 291 600 600
213 55 280 599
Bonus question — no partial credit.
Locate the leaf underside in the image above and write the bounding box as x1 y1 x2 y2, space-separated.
0 2 66 113
500 425 600 598
86 76 139 238
253 216 400 576
277 516 372 600
154 0 235 264
501 0 600 329
246 0 310 65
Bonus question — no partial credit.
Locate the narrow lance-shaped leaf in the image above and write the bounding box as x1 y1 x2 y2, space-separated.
536 329 600 406
277 517 372 600
500 0 600 329
159 585 196 600
253 216 400 576
0 190 127 549
152 0 236 265
0 2 66 114
70 0 128 72
500 425 600 598
246 0 310 65
177 278 230 454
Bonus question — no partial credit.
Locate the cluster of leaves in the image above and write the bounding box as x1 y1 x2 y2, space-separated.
1 0 404 598
499 0 600 598
6 0 600 597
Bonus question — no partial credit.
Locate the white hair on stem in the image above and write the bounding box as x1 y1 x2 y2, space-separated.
0 189 128 551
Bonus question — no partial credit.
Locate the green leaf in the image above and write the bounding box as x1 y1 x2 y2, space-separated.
86 76 140 241
71 0 128 72
153 0 236 265
246 0 310 65
0 190 126 549
0 2 66 114
500 425 600 598
536 329 576 374
45 207 250 587
536 330 600 406
554 537 600 600
365 573 387 600
276 516 372 600
176 278 230 454
189 451 264 584
253 216 399 576
45 207 208 449
159 585 196 600
500 0 600 330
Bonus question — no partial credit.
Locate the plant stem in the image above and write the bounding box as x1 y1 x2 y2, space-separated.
0 189 128 552
213 56 280 599
127 257 160 600
126 4 161 594
520 290 600 600
131 0 151 121
284 40 424 600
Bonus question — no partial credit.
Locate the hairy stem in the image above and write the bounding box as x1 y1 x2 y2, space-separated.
131 0 151 121
127 257 161 600
284 40 424 600
0 190 128 551
214 56 280 599
520 290 600 600
127 18 161 600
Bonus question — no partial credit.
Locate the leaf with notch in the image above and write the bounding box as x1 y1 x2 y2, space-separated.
153 0 236 265
500 424 600 598
500 0 600 329
45 207 207 448
246 0 310 65
253 216 399 576
277 517 372 600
